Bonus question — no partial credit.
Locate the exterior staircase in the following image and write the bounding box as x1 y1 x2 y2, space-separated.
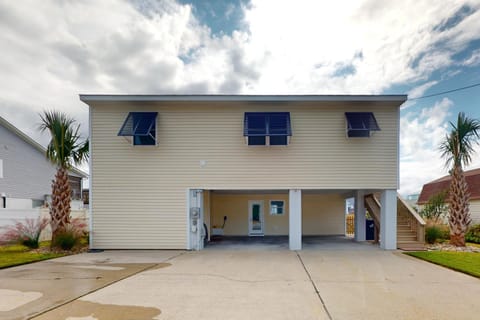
364 193 426 251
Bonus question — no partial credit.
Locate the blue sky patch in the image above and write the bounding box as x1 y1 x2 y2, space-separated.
433 4 475 33
451 39 480 65
178 0 250 36
332 63 356 78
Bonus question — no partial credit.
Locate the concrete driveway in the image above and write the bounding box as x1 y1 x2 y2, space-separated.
2 238 480 320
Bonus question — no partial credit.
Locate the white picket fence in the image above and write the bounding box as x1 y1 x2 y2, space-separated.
0 208 88 241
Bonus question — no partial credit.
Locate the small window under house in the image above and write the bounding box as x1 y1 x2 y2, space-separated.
118 112 157 146
345 112 380 138
270 200 285 215
244 112 292 146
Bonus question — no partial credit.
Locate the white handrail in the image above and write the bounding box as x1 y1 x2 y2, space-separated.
397 193 426 226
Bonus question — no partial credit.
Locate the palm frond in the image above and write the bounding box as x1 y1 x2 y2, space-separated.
39 110 89 169
440 112 480 169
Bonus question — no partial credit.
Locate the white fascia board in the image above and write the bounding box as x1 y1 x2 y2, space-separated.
79 94 408 104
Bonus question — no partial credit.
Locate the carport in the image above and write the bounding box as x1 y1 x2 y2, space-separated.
189 188 398 251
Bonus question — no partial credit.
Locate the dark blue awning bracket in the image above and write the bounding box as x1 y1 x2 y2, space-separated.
118 112 157 145
345 112 380 137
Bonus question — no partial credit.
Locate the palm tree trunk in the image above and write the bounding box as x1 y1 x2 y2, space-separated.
50 166 71 244
448 165 472 246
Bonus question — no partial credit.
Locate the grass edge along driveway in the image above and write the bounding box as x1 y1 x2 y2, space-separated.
405 251 480 278
0 243 66 269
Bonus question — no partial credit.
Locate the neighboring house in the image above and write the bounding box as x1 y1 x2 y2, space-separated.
0 116 87 209
418 168 480 224
81 94 407 250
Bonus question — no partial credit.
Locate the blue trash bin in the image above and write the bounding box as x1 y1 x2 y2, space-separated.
366 219 375 240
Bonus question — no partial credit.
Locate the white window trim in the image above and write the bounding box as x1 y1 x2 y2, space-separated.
269 200 285 215
245 136 290 146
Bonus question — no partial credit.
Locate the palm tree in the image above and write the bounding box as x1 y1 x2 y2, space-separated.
440 112 480 246
39 111 89 244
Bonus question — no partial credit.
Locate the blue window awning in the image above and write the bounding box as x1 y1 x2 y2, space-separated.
244 112 292 137
345 112 380 137
118 112 157 145
118 112 157 136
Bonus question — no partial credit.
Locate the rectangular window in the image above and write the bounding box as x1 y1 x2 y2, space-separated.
118 112 157 145
345 112 380 138
248 136 266 145
269 136 288 146
270 200 285 215
244 112 292 146
0 159 3 178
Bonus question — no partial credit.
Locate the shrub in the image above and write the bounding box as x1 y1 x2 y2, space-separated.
54 231 78 250
466 224 480 244
439 225 450 241
52 218 87 250
0 218 48 249
420 190 448 224
425 225 444 244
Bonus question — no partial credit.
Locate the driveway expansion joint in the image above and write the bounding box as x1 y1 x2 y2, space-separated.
163 251 187 262
296 251 333 320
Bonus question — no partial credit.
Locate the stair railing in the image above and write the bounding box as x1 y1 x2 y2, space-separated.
396 193 426 243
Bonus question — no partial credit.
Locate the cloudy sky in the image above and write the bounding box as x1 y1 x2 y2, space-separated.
1 0 480 195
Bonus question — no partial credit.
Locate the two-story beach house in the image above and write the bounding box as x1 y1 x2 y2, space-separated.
81 94 416 251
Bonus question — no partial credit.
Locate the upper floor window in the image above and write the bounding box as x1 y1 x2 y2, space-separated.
345 112 380 138
243 112 292 146
118 112 157 146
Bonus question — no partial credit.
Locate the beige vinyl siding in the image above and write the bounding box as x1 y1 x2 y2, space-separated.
469 200 480 224
91 101 399 249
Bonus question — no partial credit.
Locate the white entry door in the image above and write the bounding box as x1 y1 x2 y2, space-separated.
248 200 264 236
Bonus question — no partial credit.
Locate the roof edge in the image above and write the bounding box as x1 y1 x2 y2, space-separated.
79 94 408 103
0 116 46 154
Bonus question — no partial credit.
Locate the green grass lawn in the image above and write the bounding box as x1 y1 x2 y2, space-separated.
0 242 66 269
406 251 480 278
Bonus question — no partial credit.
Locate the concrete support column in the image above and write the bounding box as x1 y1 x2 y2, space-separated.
380 189 397 250
289 189 302 250
354 190 366 241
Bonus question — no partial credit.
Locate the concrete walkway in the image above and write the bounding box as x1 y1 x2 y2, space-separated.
1 239 480 320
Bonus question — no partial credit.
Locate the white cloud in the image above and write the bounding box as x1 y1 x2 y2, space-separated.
399 98 453 195
242 0 480 94
401 80 439 110
1 1 479 111
462 48 480 66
